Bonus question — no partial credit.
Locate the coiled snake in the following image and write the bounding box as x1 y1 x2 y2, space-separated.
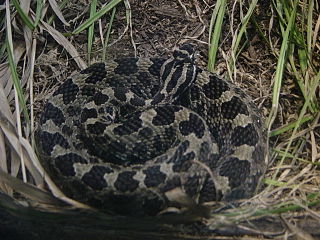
36 45 267 215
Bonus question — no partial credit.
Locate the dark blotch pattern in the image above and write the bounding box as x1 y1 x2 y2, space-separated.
219 158 250 189
114 88 128 102
114 58 139 75
53 79 79 104
39 131 69 155
221 96 248 120
81 85 96 97
82 166 113 190
231 124 259 146
92 92 109 105
114 171 139 192
202 75 230 100
55 153 87 176
189 85 202 102
152 106 179 126
179 113 205 138
85 136 127 165
136 71 159 91
81 108 97 123
119 104 137 117
81 62 106 84
206 103 220 120
151 129 176 155
41 102 65 126
87 122 107 135
143 166 166 187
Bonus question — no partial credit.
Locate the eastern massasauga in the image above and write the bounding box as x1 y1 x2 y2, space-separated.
36 44 268 216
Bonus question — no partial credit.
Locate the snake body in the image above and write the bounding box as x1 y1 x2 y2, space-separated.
36 45 267 215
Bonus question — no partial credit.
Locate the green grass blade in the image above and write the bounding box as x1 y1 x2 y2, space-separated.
274 149 320 166
11 0 35 30
306 0 313 57
34 0 44 27
208 0 220 48
5 1 30 123
72 0 123 35
229 0 258 71
87 0 97 64
102 7 116 61
6 39 30 124
267 0 298 129
269 115 313 137
207 0 226 72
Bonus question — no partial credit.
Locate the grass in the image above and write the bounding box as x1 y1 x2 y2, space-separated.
0 0 319 238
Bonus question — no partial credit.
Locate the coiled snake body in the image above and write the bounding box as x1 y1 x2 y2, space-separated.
36 45 267 215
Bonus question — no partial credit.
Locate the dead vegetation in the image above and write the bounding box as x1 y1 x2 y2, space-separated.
0 0 319 239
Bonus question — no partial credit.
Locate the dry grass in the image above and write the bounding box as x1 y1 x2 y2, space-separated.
0 0 319 239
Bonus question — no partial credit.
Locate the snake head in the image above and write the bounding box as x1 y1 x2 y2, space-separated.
153 44 199 105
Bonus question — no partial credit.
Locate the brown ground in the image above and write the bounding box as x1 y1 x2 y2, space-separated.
1 0 319 239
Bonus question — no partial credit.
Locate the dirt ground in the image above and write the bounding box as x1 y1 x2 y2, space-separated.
1 0 319 239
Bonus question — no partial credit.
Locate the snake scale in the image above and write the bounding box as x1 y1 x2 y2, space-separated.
36 45 268 216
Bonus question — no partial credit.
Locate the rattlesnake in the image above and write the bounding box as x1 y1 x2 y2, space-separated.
36 45 267 215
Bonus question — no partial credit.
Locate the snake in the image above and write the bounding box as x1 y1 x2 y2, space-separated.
36 44 268 216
